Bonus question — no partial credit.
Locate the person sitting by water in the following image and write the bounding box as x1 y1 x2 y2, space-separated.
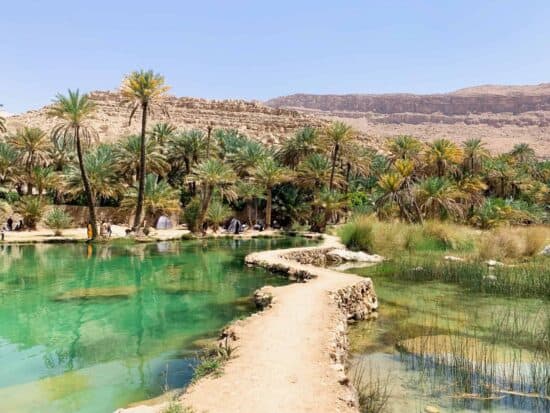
6 217 13 231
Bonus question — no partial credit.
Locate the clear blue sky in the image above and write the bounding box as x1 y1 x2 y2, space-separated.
2 0 550 113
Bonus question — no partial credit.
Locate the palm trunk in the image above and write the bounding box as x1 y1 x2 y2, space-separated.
246 201 253 226
329 144 339 191
75 126 98 239
133 101 148 230
265 187 272 229
206 125 212 159
197 186 213 233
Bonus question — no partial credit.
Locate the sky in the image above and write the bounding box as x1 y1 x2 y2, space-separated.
1 0 550 113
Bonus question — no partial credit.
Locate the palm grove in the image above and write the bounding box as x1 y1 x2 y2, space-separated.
0 71 549 240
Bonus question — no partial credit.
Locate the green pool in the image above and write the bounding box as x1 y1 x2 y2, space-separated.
0 237 309 413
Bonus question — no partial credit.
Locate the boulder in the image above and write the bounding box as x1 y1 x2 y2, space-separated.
540 245 550 256
253 286 275 310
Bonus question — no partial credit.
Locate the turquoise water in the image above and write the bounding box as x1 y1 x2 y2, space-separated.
0 238 309 413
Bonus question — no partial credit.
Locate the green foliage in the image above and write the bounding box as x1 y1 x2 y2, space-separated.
206 200 232 231
15 196 44 229
339 215 375 252
44 207 73 235
183 197 201 232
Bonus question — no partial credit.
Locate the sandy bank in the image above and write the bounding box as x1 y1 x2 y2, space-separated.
117 235 377 413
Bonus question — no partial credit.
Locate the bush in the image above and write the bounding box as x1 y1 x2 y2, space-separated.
182 197 201 233
14 196 44 230
44 207 73 236
479 226 550 260
339 215 375 252
206 200 232 232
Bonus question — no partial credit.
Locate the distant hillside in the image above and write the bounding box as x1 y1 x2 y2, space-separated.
266 84 550 157
5 91 327 146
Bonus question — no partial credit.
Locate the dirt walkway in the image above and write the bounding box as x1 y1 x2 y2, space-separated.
118 235 376 413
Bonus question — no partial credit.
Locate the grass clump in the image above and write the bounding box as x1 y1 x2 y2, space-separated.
351 360 392 413
44 207 73 236
339 215 475 257
191 338 237 383
340 215 375 252
161 402 194 413
478 226 549 260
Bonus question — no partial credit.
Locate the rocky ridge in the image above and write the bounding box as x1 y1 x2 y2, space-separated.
5 91 326 146
266 84 550 157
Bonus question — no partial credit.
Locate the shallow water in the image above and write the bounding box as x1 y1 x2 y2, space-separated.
0 237 310 413
348 265 550 413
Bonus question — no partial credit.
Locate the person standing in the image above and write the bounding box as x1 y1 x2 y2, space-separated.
6 217 13 231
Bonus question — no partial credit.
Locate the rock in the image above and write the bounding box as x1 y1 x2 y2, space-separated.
540 245 550 256
52 286 137 301
444 255 464 262
253 286 275 310
483 274 498 282
486 260 504 267
424 406 440 413
332 280 378 321
326 249 384 263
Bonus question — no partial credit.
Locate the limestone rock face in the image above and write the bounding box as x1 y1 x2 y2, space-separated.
6 91 327 147
266 84 550 157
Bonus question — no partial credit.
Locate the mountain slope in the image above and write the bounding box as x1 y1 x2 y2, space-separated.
265 84 550 157
5 91 326 146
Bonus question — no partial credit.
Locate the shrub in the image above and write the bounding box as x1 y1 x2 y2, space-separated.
206 200 232 232
339 215 375 252
478 226 550 260
182 197 201 233
44 207 73 236
14 196 44 230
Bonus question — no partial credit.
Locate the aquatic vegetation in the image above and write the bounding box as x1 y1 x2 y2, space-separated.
351 360 392 413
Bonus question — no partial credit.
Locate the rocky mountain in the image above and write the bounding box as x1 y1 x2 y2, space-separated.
266 84 550 157
5 91 326 147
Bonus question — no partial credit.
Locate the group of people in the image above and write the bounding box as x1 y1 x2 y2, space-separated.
1 217 24 241
2 217 24 232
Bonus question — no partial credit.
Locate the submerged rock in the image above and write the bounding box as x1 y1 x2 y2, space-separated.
53 286 137 301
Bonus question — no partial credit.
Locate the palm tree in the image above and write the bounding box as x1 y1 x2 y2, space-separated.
206 200 232 232
296 153 337 193
425 138 463 177
48 90 99 237
375 173 415 222
0 142 17 185
254 157 292 228
116 134 168 184
120 69 170 229
191 159 236 233
122 173 180 221
26 166 62 202
229 140 269 177
236 180 264 225
150 122 175 147
509 143 535 165
167 129 207 175
0 116 6 134
462 138 489 174
323 121 354 190
64 144 122 208
312 188 347 231
415 177 464 220
387 135 423 161
277 126 320 168
8 127 51 194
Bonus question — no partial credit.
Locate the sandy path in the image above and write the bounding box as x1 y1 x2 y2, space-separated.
119 236 372 413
